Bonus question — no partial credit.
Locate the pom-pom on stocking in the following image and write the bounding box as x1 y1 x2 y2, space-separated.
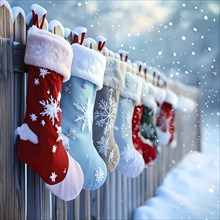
17 26 83 201
61 38 107 190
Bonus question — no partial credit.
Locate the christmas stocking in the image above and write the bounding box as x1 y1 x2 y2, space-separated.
139 82 158 165
17 26 84 201
93 56 126 172
61 43 108 190
114 72 145 178
156 89 178 146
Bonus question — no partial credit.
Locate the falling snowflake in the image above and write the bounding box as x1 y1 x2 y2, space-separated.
56 125 63 142
121 146 134 162
39 68 49 78
52 145 57 153
94 167 105 183
49 172 57 182
34 78 40 86
73 98 93 132
30 113 37 122
40 95 61 125
108 149 115 162
97 136 110 157
65 127 76 140
94 89 117 135
41 120 46 127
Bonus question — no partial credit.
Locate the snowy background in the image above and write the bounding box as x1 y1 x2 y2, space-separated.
7 0 220 218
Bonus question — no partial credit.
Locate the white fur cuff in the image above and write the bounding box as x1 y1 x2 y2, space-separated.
164 89 178 107
71 44 106 90
155 87 166 105
103 57 126 91
143 95 157 114
120 72 142 104
24 26 73 82
141 79 148 104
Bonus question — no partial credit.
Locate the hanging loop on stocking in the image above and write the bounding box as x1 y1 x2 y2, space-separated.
73 27 87 45
31 4 47 29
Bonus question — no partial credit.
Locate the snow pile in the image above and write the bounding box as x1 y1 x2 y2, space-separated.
134 149 220 220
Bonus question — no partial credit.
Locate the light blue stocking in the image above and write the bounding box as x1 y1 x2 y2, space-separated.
61 44 107 190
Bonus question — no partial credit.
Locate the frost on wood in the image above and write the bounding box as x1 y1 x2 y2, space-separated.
17 123 39 144
73 98 93 132
12 6 25 21
0 1 13 22
31 4 47 18
73 26 87 36
49 20 64 33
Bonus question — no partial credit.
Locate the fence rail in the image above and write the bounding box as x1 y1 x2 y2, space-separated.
0 2 201 220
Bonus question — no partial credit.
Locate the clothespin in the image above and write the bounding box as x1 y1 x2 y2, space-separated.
118 50 129 62
31 4 47 29
96 36 106 52
73 27 87 45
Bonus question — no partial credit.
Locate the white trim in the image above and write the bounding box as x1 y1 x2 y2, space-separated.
24 26 73 82
120 72 142 104
164 89 178 107
71 44 106 90
155 87 166 105
103 57 126 91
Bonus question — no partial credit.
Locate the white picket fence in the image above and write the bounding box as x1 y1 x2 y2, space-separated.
0 2 201 219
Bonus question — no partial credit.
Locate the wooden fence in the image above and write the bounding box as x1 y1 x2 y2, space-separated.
0 2 201 220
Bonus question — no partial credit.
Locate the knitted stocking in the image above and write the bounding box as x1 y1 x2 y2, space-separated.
17 26 83 201
93 56 126 172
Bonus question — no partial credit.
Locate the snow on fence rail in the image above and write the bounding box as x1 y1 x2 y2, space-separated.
0 1 201 220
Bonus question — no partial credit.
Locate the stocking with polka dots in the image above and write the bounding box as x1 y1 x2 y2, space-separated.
16 26 84 201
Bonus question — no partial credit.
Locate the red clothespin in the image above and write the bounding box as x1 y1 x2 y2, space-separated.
96 36 106 52
31 4 47 29
73 27 87 45
118 50 129 62
157 75 160 87
144 67 147 79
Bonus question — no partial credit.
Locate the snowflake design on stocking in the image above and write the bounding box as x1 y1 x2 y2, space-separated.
73 98 93 132
94 167 105 183
94 89 117 135
30 113 37 122
108 149 115 162
40 95 61 125
97 136 110 157
56 125 63 142
39 68 49 78
120 98 127 108
49 172 57 182
141 123 155 137
121 145 134 162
